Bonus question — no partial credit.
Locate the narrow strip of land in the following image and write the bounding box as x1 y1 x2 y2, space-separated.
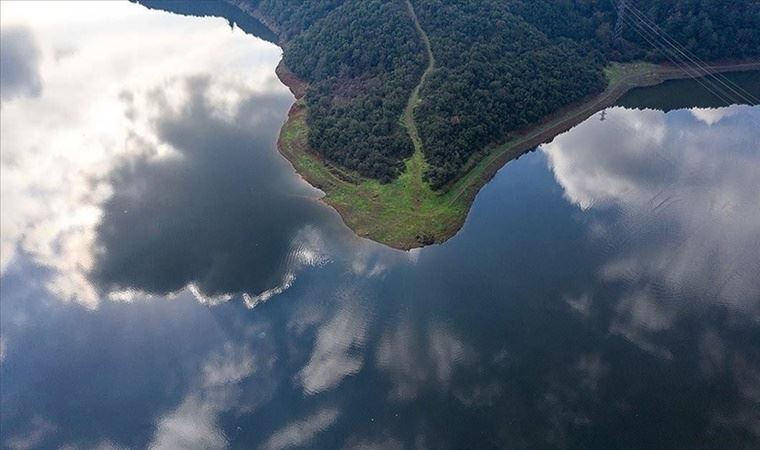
401 0 434 207
444 61 760 207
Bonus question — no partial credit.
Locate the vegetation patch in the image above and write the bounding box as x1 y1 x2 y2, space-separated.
278 61 759 249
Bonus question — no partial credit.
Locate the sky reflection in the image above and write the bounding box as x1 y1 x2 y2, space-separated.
2 2 760 449
0 0 347 310
543 106 760 355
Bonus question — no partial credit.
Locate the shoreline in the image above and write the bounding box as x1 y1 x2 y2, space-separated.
214 0 760 250
275 60 760 250
439 61 760 206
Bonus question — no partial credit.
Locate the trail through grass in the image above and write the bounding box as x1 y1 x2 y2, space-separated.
402 0 435 207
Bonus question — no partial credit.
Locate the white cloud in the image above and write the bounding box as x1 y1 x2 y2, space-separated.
202 342 256 388
342 436 405 450
376 321 474 401
262 407 340 450
376 321 428 400
5 416 57 450
0 1 287 308
428 326 470 386
690 106 740 125
544 108 668 211
564 293 592 317
244 226 332 309
297 301 368 395
243 273 296 308
0 335 6 364
149 336 276 450
188 284 234 307
543 105 760 355
149 393 229 450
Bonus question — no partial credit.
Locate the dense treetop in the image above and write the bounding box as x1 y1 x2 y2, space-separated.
257 0 346 39
239 0 758 186
413 0 606 187
508 0 760 62
278 0 426 182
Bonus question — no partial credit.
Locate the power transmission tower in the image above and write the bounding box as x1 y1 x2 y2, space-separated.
614 0 626 45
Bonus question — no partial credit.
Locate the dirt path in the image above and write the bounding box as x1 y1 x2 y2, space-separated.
402 0 434 207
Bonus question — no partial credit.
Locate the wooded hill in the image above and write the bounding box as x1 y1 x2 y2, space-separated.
249 0 759 187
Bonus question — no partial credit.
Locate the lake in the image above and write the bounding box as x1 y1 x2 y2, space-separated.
1 2 759 449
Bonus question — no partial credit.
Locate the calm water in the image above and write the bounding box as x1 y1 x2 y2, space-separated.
2 2 759 449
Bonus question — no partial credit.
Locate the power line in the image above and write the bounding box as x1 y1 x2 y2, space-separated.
628 12 734 104
610 0 759 109
620 15 735 104
618 11 739 105
622 1 759 104
622 2 759 105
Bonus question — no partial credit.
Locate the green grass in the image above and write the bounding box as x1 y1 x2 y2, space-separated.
278 61 744 249
604 61 658 85
280 103 467 248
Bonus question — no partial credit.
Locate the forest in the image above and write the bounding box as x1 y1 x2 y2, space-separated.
256 0 345 39
263 0 426 182
240 0 759 187
508 0 760 62
412 0 607 187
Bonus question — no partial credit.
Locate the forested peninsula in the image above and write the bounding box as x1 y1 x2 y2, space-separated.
139 0 760 249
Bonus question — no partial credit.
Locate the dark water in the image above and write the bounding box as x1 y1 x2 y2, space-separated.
132 0 278 43
618 71 760 112
2 3 760 449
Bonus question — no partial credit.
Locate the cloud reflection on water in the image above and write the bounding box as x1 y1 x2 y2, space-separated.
544 106 760 329
262 407 340 450
0 26 43 101
2 1 760 448
540 104 760 441
0 1 350 309
90 76 337 303
377 320 474 401
149 327 279 450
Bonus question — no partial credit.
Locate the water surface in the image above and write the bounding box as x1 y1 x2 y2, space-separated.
1 2 759 449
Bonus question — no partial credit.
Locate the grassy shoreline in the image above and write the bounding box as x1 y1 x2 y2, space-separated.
277 61 760 250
